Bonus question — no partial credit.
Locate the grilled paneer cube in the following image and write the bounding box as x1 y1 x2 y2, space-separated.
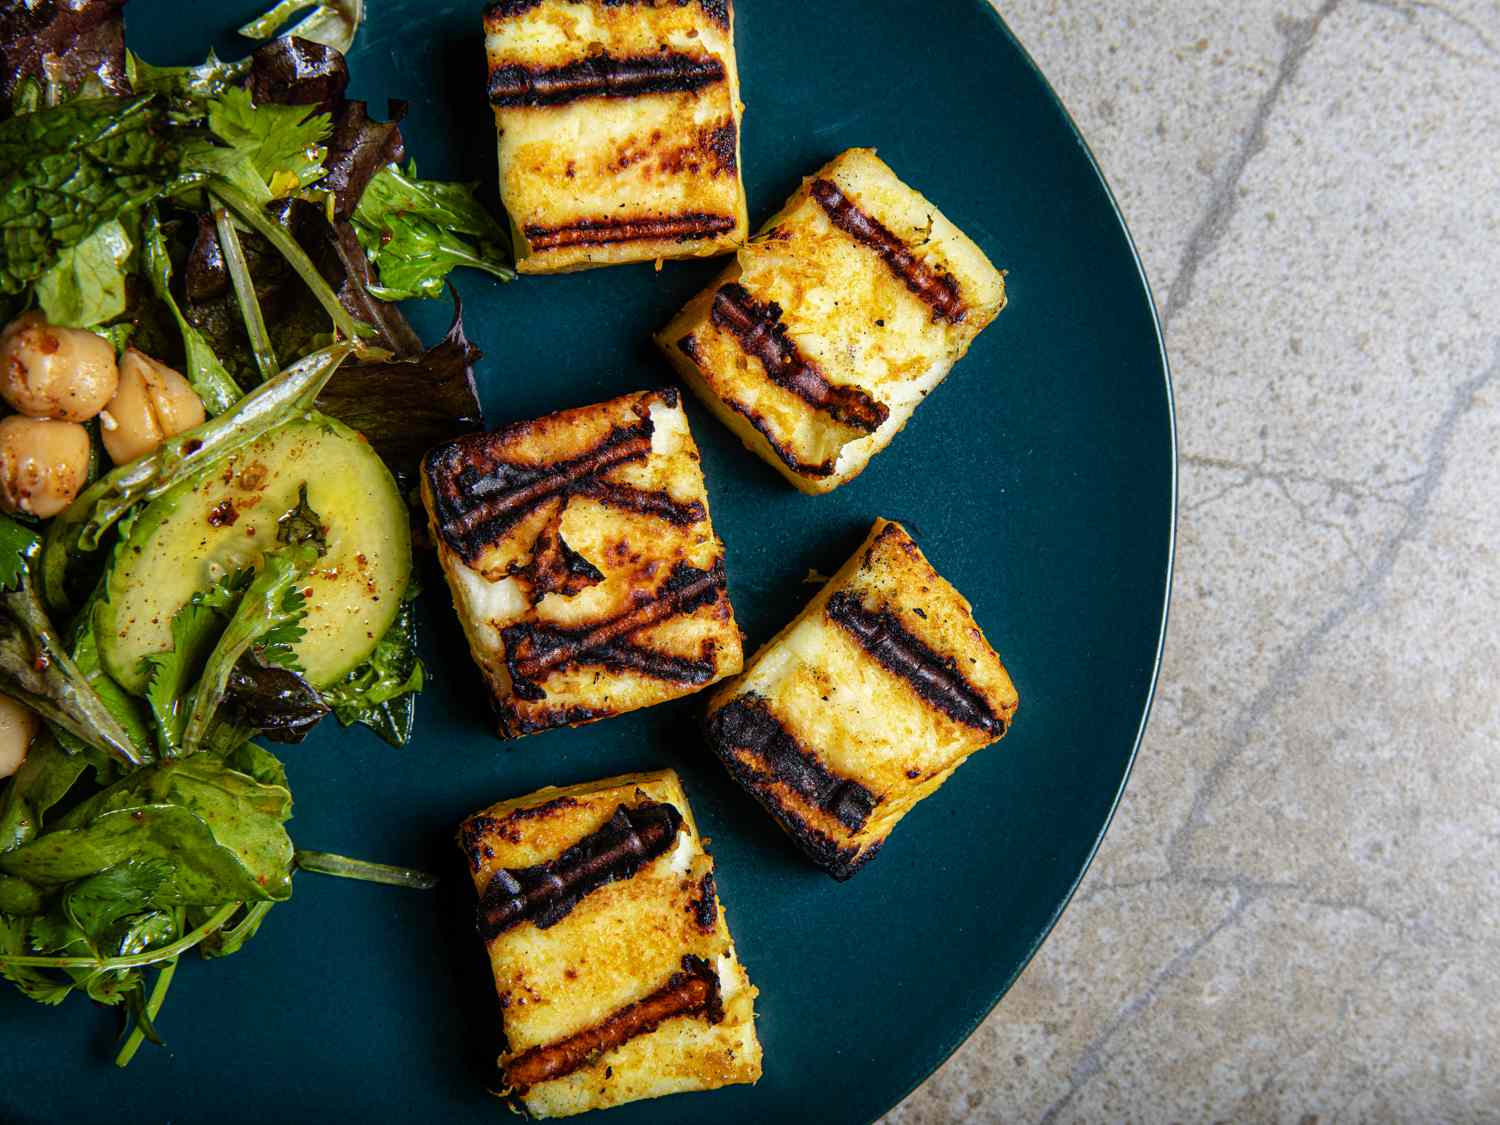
657 148 1006 493
705 519 1018 878
422 388 742 739
483 0 748 274
459 769 762 1118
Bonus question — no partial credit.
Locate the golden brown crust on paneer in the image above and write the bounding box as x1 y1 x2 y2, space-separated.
458 770 761 1118
705 520 1018 878
420 388 743 739
484 0 748 273
657 147 1006 492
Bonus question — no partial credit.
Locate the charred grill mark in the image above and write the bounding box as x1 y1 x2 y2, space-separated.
689 871 718 932
477 802 684 941
706 695 876 833
502 561 727 695
498 702 617 739
676 335 837 477
461 816 502 873
825 592 1005 735
515 507 606 603
486 0 730 30
711 283 889 433
809 179 968 323
512 796 581 821
424 414 653 563
524 212 736 251
608 118 738 179
484 0 542 17
504 956 722 1093
489 52 725 108
573 478 707 526
707 120 738 175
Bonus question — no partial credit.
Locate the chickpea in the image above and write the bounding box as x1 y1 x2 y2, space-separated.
0 415 92 518
0 693 39 780
100 349 206 466
0 311 119 422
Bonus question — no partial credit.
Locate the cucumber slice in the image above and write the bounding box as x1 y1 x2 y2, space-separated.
97 415 411 694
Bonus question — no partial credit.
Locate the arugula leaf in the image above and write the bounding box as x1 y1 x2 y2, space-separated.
34 218 133 328
0 874 44 915
221 741 289 789
322 596 423 747
0 95 179 295
207 87 332 199
0 734 88 854
141 206 241 415
9 751 294 904
0 516 141 767
126 50 249 104
239 0 365 57
351 162 515 300
65 590 155 765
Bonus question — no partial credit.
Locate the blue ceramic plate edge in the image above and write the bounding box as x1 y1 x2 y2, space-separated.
871 5 1180 1120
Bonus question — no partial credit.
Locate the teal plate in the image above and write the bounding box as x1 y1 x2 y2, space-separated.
0 2 1174 1122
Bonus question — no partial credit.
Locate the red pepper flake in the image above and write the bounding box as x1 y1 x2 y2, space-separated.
208 499 239 527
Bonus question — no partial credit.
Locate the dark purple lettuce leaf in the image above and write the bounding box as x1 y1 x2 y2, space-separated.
321 98 406 220
221 654 329 745
246 35 348 114
0 0 129 103
246 36 404 219
315 292 484 478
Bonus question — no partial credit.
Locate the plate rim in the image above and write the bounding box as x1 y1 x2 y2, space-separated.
875 3 1180 1119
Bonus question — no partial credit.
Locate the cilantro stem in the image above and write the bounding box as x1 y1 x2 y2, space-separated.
0 902 240 970
208 178 370 346
294 849 437 890
114 957 177 1068
213 206 278 383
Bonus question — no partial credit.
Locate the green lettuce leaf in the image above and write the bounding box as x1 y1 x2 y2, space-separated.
0 95 179 295
322 596 422 747
33 218 132 328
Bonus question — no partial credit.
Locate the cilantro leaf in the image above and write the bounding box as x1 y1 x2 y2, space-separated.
350 161 515 300
142 598 226 758
179 545 317 752
206 87 331 199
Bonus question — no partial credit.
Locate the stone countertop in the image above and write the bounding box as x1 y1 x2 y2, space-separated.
888 1 1500 1121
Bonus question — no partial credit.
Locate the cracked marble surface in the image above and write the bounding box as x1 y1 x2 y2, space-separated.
886 1 1500 1121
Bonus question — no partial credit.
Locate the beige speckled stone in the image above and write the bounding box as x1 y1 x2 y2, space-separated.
887 1 1500 1121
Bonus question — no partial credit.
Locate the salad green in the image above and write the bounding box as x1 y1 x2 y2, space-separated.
0 0 512 1063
